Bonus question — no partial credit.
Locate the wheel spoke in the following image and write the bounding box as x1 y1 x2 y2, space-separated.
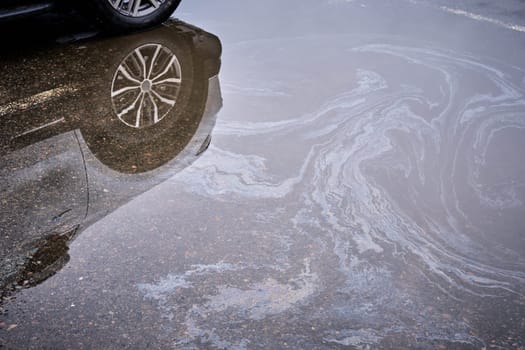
147 92 160 123
107 0 164 17
151 56 176 82
147 45 161 79
149 0 161 8
133 47 148 79
135 93 146 127
117 65 141 85
152 77 181 85
110 0 124 10
127 0 141 16
111 85 140 98
150 89 175 106
117 91 143 118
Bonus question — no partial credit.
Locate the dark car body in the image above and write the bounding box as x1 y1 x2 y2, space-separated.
0 0 183 31
0 0 54 21
0 19 222 296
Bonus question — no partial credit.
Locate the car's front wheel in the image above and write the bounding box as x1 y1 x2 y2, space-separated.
88 0 182 31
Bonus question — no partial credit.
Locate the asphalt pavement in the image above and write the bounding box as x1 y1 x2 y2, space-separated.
1 0 525 349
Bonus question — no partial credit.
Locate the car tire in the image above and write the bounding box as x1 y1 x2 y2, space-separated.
87 0 182 31
79 27 209 173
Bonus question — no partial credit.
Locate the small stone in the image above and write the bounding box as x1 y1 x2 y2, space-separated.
7 324 17 331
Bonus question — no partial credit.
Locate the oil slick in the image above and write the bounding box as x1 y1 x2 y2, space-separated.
147 37 525 347
138 260 318 349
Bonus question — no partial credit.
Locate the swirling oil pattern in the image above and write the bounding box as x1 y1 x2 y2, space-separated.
146 36 525 349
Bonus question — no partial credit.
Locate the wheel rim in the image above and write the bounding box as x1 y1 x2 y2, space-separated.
107 0 166 18
111 43 182 129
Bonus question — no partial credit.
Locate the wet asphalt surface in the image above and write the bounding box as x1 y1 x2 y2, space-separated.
1 0 525 349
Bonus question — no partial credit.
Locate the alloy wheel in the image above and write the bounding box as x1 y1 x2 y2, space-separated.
107 0 166 18
111 43 182 129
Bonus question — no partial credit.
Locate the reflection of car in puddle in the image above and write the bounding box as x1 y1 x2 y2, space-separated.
0 20 222 299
